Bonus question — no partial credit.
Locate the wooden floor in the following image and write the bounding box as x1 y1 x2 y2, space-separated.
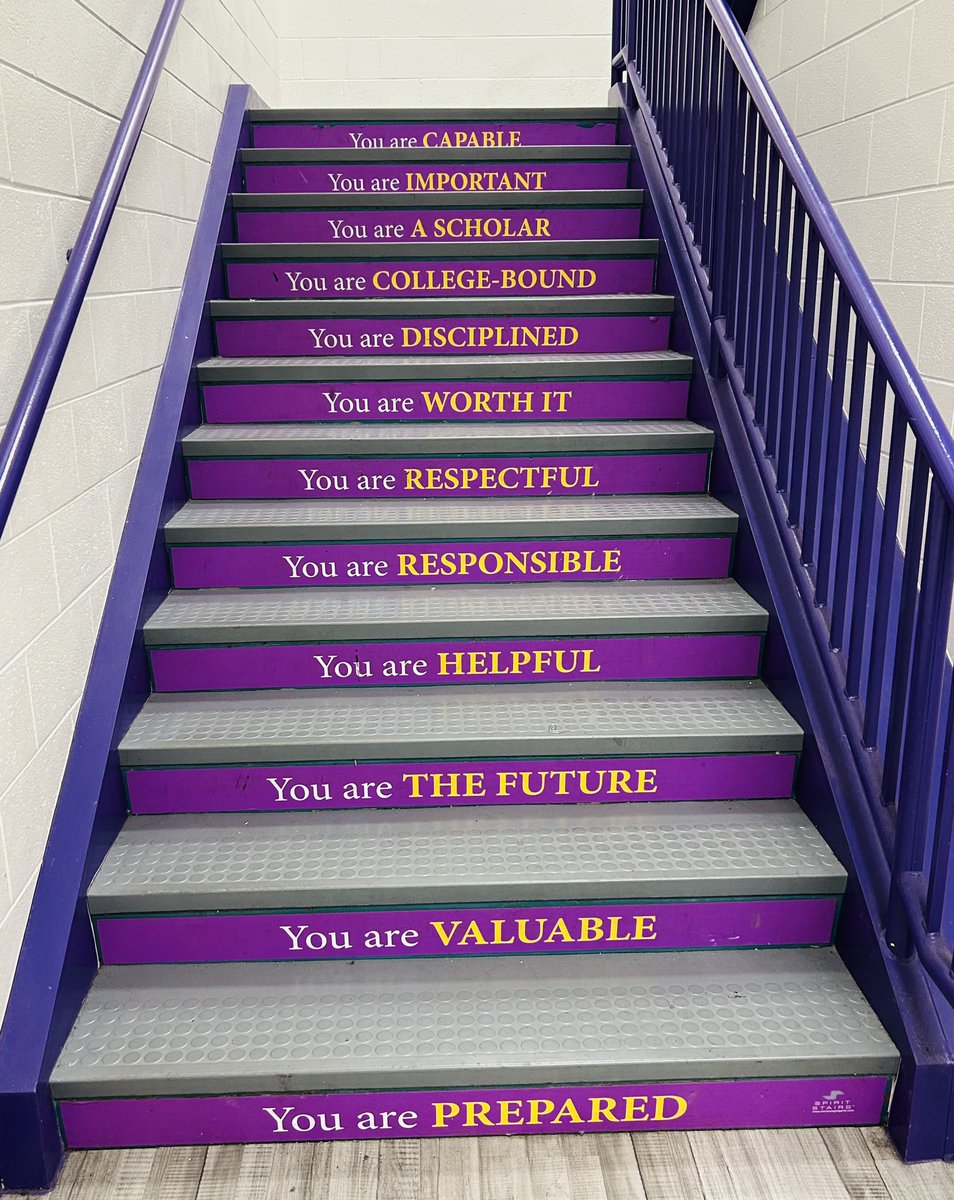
10 1129 954 1200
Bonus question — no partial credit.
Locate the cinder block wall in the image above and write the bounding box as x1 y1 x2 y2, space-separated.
747 0 954 425
272 0 612 108
0 0 280 1014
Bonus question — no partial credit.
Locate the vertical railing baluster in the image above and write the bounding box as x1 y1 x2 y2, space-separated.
815 288 851 605
778 214 816 500
699 15 721 275
685 0 704 227
845 364 888 696
863 401 909 747
743 117 770 396
883 449 929 808
829 324 870 651
887 481 954 954
796 252 834 548
763 173 794 459
926 673 954 933
753 148 781 422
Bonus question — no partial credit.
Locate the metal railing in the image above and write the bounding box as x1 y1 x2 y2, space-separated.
614 0 954 998
0 0 185 539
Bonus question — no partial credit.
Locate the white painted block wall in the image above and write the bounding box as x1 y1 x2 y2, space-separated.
270 0 612 108
0 0 280 1015
747 0 954 426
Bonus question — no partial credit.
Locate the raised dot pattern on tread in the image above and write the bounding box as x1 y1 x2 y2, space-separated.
90 801 837 894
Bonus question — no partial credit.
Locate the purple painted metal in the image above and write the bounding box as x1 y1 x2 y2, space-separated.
0 85 252 1192
0 0 185 541
614 0 954 1158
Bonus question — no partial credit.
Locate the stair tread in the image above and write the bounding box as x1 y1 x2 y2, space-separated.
230 188 641 208
144 580 767 644
181 419 713 455
50 948 898 1096
241 146 632 162
220 238 656 259
198 349 694 378
119 680 801 765
87 799 844 912
250 107 619 120
210 295 673 317
166 494 737 543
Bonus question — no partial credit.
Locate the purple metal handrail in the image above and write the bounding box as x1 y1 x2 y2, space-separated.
614 0 954 999
0 0 185 539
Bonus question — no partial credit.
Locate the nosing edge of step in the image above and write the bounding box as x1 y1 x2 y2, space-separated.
219 238 659 261
230 189 643 209
196 353 695 382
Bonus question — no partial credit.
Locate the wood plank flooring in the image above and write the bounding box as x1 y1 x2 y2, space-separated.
9 1129 954 1200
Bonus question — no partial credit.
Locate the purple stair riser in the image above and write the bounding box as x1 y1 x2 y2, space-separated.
59 1076 891 1149
225 257 653 300
213 315 670 358
169 538 733 589
95 898 838 966
234 207 641 242
148 635 762 693
187 453 708 501
251 121 618 149
243 161 627 193
125 754 797 815
202 378 689 424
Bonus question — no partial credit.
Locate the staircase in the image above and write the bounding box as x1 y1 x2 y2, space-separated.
50 107 898 1150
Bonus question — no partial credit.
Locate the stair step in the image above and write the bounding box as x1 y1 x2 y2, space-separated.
119 679 802 766
165 495 736 589
221 239 657 299
210 295 673 358
197 349 693 381
90 799 842 911
230 188 642 242
197 350 694 424
52 949 898 1149
89 800 843 964
240 146 630 193
183 419 710 456
248 107 619 149
145 580 766 692
145 579 766 644
182 419 711 501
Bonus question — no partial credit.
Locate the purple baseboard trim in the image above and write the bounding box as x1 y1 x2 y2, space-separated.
125 752 797 814
186 451 708 500
243 160 627 193
225 256 653 299
250 119 618 149
213 313 671 358
148 634 763 693
235 207 641 243
170 536 731 589
201 377 690 424
59 1075 891 1148
96 897 839 965
0 86 254 1192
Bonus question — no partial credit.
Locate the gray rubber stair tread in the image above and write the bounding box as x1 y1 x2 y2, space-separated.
166 495 738 543
87 799 845 913
197 349 694 380
250 106 619 120
118 680 802 765
242 146 631 162
181 419 713 457
143 580 767 644
50 948 898 1097
230 189 641 210
210 295 673 318
221 238 655 260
